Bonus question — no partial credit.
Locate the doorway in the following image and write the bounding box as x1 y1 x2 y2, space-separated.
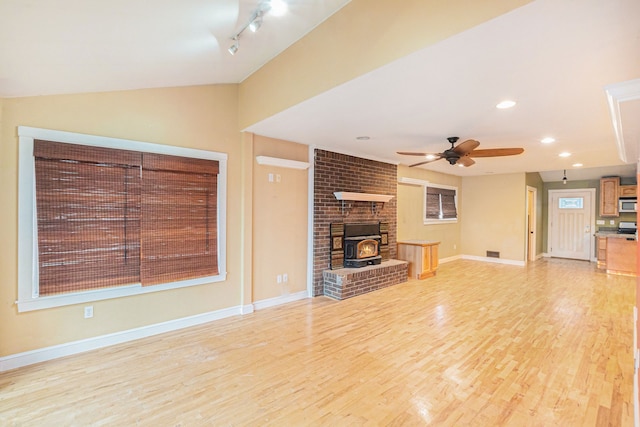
526 186 537 262
548 189 596 261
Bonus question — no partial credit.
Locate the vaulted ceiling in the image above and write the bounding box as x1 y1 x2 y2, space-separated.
1 0 638 181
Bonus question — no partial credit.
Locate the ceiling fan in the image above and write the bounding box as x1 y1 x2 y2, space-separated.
397 137 524 167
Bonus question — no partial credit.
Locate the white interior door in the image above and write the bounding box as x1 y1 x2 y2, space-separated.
548 189 595 260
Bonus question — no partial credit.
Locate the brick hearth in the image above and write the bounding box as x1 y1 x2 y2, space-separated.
322 260 408 300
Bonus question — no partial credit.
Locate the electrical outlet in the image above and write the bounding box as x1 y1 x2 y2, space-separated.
84 306 94 319
453 244 457 250
277 274 282 284
283 273 288 283
596 220 605 225
610 220 615 225
276 174 281 183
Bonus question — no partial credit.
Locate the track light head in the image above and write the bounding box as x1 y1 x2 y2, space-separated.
249 16 262 32
228 38 239 55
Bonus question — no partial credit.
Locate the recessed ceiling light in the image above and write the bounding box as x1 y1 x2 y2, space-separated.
356 136 370 140
559 152 571 158
496 100 516 109
541 137 555 144
572 163 583 167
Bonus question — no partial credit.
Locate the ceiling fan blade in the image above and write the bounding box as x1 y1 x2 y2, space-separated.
409 156 443 167
457 156 475 167
397 151 432 156
468 148 524 158
452 139 480 156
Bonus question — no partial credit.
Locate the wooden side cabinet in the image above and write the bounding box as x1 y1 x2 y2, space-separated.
600 177 619 217
397 240 440 280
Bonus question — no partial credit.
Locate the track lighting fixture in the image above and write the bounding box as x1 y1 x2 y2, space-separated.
562 169 567 184
228 37 239 55
227 0 288 55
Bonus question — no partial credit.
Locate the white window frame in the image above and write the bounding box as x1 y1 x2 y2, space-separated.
423 183 459 224
17 126 228 312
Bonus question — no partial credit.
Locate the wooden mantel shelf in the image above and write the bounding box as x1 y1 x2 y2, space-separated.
333 192 394 203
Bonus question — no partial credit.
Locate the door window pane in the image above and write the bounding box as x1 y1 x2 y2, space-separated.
559 197 583 209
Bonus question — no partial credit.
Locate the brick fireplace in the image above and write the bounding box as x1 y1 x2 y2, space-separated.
313 149 403 297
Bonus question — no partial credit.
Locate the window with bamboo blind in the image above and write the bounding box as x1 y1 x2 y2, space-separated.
17 126 227 312
424 185 458 223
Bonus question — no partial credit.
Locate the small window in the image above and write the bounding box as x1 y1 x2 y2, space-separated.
424 184 458 224
558 197 584 209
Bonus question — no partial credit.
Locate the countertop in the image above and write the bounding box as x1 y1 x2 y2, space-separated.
595 231 637 240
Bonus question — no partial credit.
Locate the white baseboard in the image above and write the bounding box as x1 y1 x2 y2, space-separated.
0 305 244 372
460 254 526 267
439 255 462 264
252 291 308 311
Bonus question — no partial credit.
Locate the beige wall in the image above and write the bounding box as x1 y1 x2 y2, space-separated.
252 135 309 301
0 85 246 356
460 173 527 261
397 165 462 259
238 0 533 129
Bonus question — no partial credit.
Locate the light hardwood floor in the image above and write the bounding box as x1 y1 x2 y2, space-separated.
0 258 635 426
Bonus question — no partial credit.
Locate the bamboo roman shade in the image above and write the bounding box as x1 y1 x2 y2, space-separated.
33 140 219 296
141 153 219 285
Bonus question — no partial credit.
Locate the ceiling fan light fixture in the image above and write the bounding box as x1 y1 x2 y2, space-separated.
425 154 437 160
496 100 516 109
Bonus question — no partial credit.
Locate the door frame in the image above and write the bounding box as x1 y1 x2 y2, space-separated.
526 186 537 262
547 188 596 261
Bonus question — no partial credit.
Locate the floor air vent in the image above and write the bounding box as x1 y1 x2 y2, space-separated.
486 251 500 258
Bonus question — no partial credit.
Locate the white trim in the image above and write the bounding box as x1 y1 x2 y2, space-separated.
438 254 462 264
604 78 640 163
255 155 310 170
460 255 526 267
0 306 243 372
17 126 228 312
240 304 255 315
307 146 315 298
252 291 308 310
526 185 538 263
398 177 429 186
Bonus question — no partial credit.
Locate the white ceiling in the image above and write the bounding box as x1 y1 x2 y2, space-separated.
0 0 351 96
1 0 639 182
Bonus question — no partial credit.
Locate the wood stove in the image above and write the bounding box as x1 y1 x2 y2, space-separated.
343 223 382 268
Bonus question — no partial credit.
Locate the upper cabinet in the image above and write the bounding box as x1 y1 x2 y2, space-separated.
619 185 637 198
600 177 619 217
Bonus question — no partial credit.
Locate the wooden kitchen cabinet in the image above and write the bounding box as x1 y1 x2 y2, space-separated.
397 240 440 280
606 237 637 276
600 177 619 217
619 185 637 197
